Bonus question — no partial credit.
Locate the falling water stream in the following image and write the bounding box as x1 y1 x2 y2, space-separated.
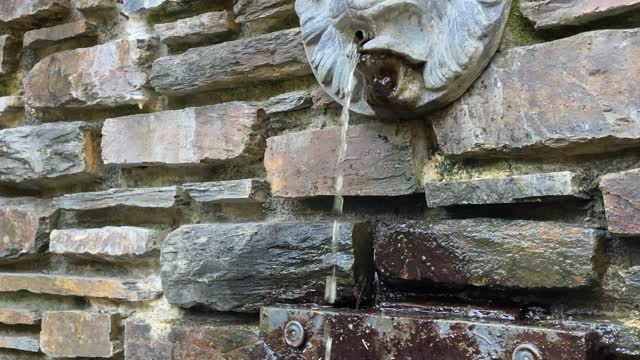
323 44 360 360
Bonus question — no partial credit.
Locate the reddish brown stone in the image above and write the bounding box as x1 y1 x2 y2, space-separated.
41 311 119 358
125 318 259 360
265 123 420 197
600 168 640 237
102 103 265 167
521 0 640 29
0 198 56 262
154 11 238 47
0 309 40 325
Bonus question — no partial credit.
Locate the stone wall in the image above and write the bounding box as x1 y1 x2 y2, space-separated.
0 0 639 358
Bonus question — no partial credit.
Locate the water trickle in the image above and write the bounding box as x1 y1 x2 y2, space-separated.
324 46 360 305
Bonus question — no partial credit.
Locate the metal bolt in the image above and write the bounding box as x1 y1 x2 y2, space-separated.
284 321 305 348
513 344 542 360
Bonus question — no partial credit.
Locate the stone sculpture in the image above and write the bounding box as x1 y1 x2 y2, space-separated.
296 0 512 118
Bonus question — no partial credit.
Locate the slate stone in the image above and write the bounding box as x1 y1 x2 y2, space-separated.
521 0 640 29
54 187 181 211
23 19 97 50
25 39 153 111
265 123 420 197
0 96 24 128
0 35 19 79
161 222 373 312
101 102 265 167
374 219 603 289
0 309 41 325
182 179 268 204
0 273 160 301
0 197 57 262
0 0 70 28
0 335 39 353
0 122 101 188
50 227 160 260
151 28 310 96
75 0 118 11
122 0 215 15
154 11 237 47
262 90 313 114
433 29 640 158
425 171 585 207
233 0 295 32
124 318 259 360
600 168 640 237
41 311 118 358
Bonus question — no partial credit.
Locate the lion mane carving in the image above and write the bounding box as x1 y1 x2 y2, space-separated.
296 0 512 118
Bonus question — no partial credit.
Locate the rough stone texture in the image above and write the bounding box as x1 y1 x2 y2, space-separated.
521 0 640 29
0 335 39 353
233 0 295 32
374 219 602 289
265 123 419 197
262 90 312 114
433 29 640 158
124 318 259 360
75 0 118 11
182 179 268 204
600 168 640 237
23 19 97 50
161 222 372 312
0 96 24 128
0 122 101 188
0 309 41 325
0 273 160 301
102 102 264 167
425 171 585 207
41 311 118 358
0 35 19 79
150 28 310 95
54 187 181 211
154 11 237 47
50 227 160 260
24 39 153 111
0 0 70 28
0 198 57 262
122 0 204 15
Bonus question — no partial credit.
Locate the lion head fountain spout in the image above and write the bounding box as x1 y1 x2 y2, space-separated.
296 0 512 119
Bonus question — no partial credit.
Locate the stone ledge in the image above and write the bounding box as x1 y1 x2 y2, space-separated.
50 227 161 260
521 0 640 29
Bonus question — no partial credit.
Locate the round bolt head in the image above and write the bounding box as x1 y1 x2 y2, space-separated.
513 344 542 360
284 321 305 348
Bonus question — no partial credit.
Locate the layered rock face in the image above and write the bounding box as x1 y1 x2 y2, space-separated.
0 0 639 359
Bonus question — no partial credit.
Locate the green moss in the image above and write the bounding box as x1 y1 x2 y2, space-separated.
503 0 544 48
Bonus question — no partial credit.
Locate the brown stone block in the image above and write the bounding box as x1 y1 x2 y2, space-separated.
50 226 160 260
521 0 640 29
102 102 265 167
265 123 420 198
0 309 41 325
0 197 57 262
41 311 119 358
600 168 640 237
154 11 238 47
374 219 603 289
23 19 97 50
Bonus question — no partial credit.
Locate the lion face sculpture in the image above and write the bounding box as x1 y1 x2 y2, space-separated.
296 0 512 119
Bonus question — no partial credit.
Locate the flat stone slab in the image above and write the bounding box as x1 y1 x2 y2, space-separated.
182 179 268 204
75 0 118 11
0 197 57 262
0 335 39 353
265 123 420 197
161 222 373 312
374 219 603 289
262 90 313 114
125 318 259 360
54 187 181 211
0 273 160 301
0 0 70 28
521 0 640 29
233 0 295 32
600 168 640 237
41 311 118 358
151 28 309 96
50 227 160 260
433 29 640 158
23 19 97 50
0 309 41 325
0 122 101 188
102 102 264 167
425 171 585 207
25 39 152 111
154 11 237 47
